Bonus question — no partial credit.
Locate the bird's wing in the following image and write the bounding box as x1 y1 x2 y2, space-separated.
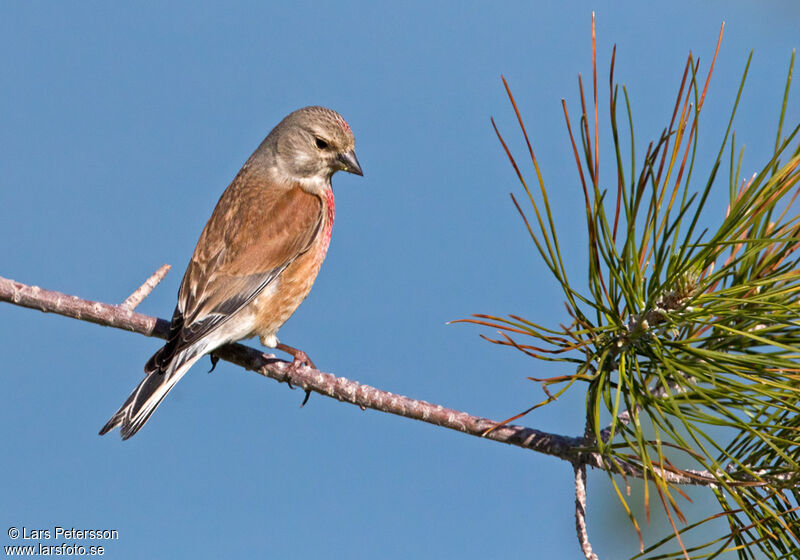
169 182 324 356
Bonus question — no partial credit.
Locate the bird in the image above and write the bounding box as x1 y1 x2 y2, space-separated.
100 105 363 440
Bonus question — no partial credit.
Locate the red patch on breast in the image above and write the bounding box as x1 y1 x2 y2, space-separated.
325 188 335 223
321 188 336 253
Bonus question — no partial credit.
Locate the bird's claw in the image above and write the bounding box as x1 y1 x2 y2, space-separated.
208 353 219 373
285 355 314 406
275 343 316 406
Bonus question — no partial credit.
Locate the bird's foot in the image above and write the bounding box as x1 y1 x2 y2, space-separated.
284 352 314 394
276 342 315 407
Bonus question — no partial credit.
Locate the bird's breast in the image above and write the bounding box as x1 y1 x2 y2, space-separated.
250 189 335 340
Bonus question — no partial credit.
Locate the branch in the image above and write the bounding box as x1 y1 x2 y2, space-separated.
0 271 737 489
574 462 599 560
0 272 586 459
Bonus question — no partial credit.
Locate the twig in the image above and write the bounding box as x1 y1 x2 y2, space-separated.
120 264 171 310
599 407 636 443
574 462 599 560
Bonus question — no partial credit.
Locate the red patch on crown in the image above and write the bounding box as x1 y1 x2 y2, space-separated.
335 114 351 134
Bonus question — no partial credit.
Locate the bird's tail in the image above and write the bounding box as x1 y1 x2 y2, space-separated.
99 347 204 440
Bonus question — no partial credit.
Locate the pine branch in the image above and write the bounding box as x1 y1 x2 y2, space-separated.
470 22 800 557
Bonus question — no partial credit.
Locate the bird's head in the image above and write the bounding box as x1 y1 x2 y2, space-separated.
269 106 363 189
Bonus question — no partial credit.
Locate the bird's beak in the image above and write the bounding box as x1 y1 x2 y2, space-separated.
338 149 363 176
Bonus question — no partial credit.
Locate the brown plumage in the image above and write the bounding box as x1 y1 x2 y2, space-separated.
100 106 363 439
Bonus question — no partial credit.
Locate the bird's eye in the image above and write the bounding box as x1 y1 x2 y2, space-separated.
315 137 329 149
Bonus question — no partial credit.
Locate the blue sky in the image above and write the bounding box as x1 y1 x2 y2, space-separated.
1 1 798 558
